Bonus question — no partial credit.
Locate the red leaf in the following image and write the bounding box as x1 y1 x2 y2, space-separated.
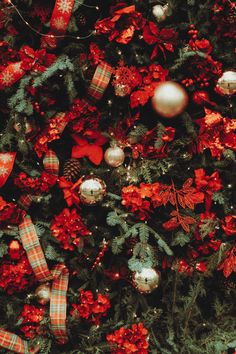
183 195 194 210
177 193 185 208
162 217 179 231
183 178 193 189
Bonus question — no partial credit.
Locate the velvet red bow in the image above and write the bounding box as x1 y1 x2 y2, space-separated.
72 130 107 165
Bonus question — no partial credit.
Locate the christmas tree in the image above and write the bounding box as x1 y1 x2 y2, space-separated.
0 0 235 353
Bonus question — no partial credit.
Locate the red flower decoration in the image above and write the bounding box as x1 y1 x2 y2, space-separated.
19 45 56 72
218 246 236 278
72 130 107 165
189 38 213 54
194 168 222 211
222 215 236 236
194 109 236 160
20 304 45 339
0 252 35 294
14 171 57 194
143 21 178 59
70 290 110 325
51 208 91 251
0 196 25 225
107 322 149 354
95 5 145 44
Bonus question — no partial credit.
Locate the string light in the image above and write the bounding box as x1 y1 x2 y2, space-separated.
6 0 98 41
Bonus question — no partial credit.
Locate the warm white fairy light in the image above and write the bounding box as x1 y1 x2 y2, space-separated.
6 0 98 41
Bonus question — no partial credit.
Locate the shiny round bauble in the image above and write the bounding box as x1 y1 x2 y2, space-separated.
152 81 189 118
13 117 38 139
104 146 125 167
35 283 51 305
216 71 236 95
133 268 160 294
152 4 168 22
79 176 107 205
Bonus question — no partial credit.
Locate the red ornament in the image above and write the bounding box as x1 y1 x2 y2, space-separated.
8 240 21 260
92 240 109 270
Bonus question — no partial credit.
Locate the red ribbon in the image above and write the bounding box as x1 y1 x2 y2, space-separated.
0 152 16 188
41 0 75 48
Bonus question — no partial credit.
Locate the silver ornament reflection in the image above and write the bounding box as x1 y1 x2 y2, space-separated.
216 71 236 95
104 146 125 167
152 4 168 22
79 176 106 205
133 268 160 294
152 81 188 118
35 283 51 305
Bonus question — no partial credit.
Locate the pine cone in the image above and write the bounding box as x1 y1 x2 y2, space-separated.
63 159 81 182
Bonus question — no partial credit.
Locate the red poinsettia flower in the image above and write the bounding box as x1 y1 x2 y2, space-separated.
95 5 145 44
194 168 222 211
143 21 178 59
0 196 25 225
72 130 107 165
222 215 236 236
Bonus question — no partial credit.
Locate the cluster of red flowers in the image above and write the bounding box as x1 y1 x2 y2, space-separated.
18 45 55 73
19 304 45 339
0 252 35 294
194 168 222 211
14 172 57 194
194 109 236 160
122 182 161 220
174 258 207 276
95 5 145 45
70 290 110 325
130 64 168 108
0 196 25 225
189 38 213 55
112 61 142 97
143 21 178 59
106 322 149 354
50 208 91 251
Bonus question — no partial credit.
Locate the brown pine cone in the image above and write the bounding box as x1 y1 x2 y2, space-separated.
63 158 81 182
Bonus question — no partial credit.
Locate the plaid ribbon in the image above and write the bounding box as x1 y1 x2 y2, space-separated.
18 216 69 344
50 265 69 344
87 62 113 102
0 330 30 354
43 149 60 176
19 215 52 282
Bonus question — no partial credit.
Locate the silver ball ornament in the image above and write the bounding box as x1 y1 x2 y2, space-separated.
216 71 236 95
152 4 168 22
35 283 51 305
152 81 189 118
133 268 160 294
104 146 125 167
79 176 106 205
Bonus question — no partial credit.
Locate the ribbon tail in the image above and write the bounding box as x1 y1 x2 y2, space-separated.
0 329 30 354
50 265 69 344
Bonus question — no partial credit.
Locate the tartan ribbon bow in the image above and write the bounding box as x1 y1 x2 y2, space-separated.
0 216 69 353
19 215 69 344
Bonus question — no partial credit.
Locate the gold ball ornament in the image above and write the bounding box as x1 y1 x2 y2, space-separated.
152 4 168 22
152 81 189 118
216 71 236 95
104 146 125 167
79 176 107 205
133 268 160 294
35 283 51 305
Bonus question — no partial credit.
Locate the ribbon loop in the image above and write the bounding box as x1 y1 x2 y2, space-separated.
0 330 30 354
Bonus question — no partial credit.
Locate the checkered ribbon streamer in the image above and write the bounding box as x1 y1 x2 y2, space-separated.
43 149 60 176
18 216 69 344
0 330 30 354
87 62 113 102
